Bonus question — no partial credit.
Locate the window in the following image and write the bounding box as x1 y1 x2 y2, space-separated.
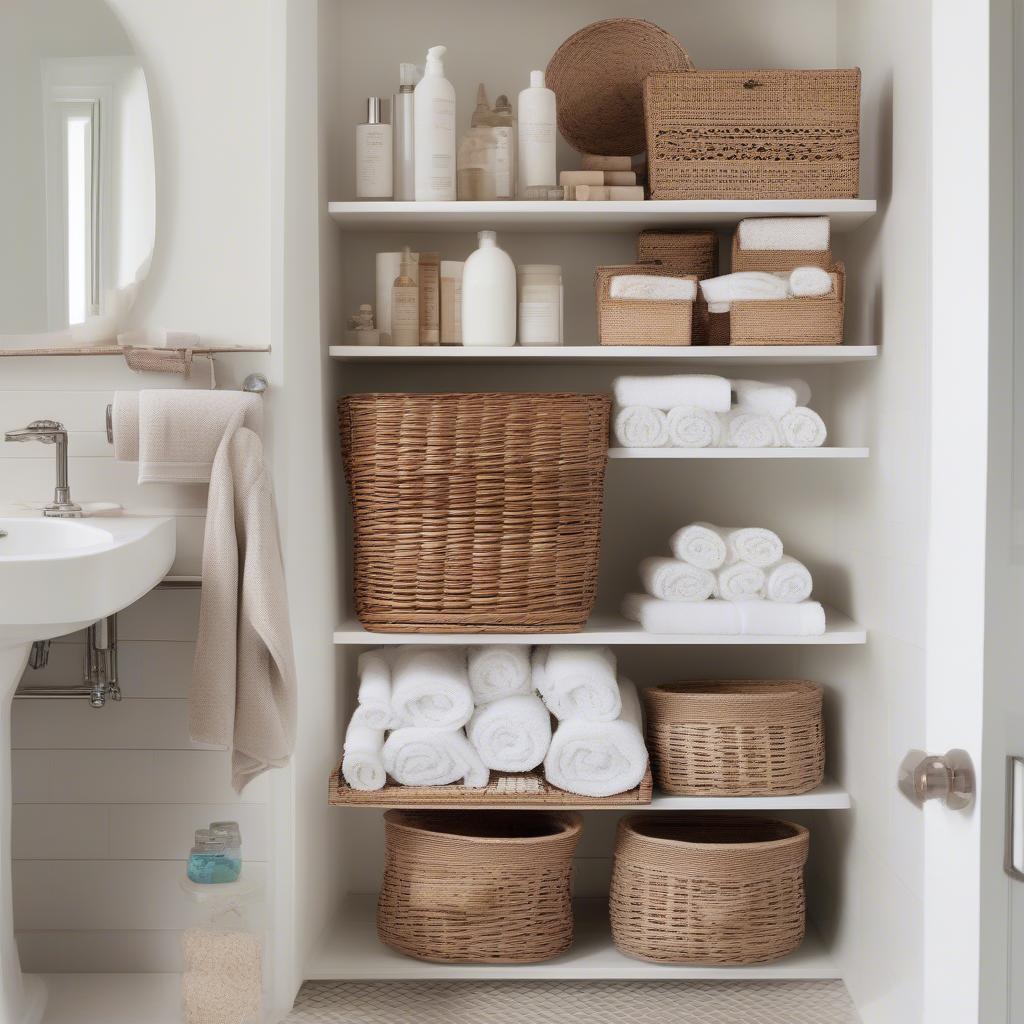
64 104 99 325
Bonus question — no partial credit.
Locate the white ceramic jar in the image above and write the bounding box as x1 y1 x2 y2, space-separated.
517 264 562 346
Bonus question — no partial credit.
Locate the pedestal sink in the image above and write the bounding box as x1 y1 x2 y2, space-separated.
0 515 175 1023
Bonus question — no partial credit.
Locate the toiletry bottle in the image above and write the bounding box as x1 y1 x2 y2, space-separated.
517 70 557 198
210 821 242 876
391 247 420 346
492 94 516 200
440 261 464 345
462 230 516 346
458 84 498 200
356 97 393 199
393 62 419 201
414 45 456 201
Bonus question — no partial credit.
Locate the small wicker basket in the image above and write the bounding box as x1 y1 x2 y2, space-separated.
377 810 583 963
730 233 833 273
642 680 825 796
637 231 718 344
729 264 845 345
610 814 809 965
596 264 696 346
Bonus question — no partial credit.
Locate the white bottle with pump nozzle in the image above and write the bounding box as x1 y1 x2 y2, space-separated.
517 70 556 198
393 62 419 201
462 230 516 346
414 45 456 201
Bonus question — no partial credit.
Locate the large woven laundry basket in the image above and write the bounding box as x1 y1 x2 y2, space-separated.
339 393 610 632
377 810 583 963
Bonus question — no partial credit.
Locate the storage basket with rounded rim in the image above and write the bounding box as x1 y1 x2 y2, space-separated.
609 814 809 965
642 680 824 796
377 810 583 964
338 393 610 633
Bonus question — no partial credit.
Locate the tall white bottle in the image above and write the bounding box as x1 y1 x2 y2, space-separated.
414 45 456 201
517 70 556 198
462 230 516 346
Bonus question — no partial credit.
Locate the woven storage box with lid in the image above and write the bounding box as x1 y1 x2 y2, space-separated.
609 814 809 965
644 69 861 200
730 232 833 273
339 393 610 632
637 230 718 344
377 810 583 963
642 681 824 796
729 263 845 345
596 264 696 346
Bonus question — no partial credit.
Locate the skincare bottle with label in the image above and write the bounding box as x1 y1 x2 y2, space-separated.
356 97 392 199
391 247 420 346
414 45 456 201
517 70 556 197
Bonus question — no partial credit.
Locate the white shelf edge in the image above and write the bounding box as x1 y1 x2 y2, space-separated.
608 447 869 460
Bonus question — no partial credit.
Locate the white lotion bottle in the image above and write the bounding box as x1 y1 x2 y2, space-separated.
517 70 556 198
393 62 419 201
356 97 393 199
462 230 516 346
414 45 456 201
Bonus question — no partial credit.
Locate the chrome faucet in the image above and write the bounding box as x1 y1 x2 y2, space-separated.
4 420 82 518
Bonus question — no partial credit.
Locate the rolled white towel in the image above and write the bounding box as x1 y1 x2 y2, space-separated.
467 645 532 706
764 556 814 604
700 272 790 310
613 405 669 448
669 521 729 570
350 649 394 730
731 378 812 418
467 693 552 772
779 407 827 448
716 561 767 602
341 719 386 791
738 216 830 252
622 594 742 635
666 405 722 448
534 646 621 722
721 526 785 567
382 727 489 788
609 275 697 302
390 647 473 731
725 410 780 449
737 599 826 636
640 557 716 602
543 678 649 797
788 266 834 297
612 375 732 413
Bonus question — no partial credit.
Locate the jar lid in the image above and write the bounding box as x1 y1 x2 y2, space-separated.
518 264 562 275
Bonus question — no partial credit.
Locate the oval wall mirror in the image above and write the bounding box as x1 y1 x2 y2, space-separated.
0 0 156 350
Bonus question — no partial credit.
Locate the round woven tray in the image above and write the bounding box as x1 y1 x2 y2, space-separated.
546 18 693 157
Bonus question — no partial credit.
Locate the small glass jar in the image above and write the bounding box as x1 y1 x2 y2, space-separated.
188 830 240 885
210 821 243 876
517 264 563 346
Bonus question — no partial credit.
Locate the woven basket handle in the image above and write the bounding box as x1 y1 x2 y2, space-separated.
743 78 764 90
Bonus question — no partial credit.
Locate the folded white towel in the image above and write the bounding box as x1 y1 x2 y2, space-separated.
613 405 669 448
725 410 780 449
716 561 767 602
738 217 830 252
467 693 552 772
622 594 742 634
341 720 386 791
670 521 729 570
779 407 828 448
789 266 834 297
390 647 473 731
612 375 732 413
764 556 814 604
609 275 697 302
350 649 394 730
731 378 812 418
543 678 649 797
467 645 532 706
720 525 784 567
737 599 826 636
700 272 790 311
534 646 621 722
640 557 716 602
666 405 722 448
382 727 489 788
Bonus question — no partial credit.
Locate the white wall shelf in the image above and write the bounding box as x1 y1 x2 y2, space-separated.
328 200 876 233
608 448 869 460
307 897 840 981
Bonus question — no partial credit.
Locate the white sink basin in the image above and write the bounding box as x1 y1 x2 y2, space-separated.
0 513 175 1022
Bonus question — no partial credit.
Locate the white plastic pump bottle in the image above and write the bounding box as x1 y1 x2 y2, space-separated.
414 45 456 201
462 230 516 346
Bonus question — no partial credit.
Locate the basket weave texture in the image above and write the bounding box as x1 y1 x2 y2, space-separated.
730 233 833 273
637 230 718 344
339 393 610 633
596 265 696 346
644 69 861 200
729 264 845 345
642 681 825 796
377 810 582 963
610 814 809 965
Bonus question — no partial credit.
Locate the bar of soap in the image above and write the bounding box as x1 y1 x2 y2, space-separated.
575 184 611 200
603 171 637 186
559 170 605 187
606 186 645 201
582 155 633 171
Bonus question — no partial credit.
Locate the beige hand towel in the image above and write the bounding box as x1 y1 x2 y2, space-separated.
190 422 297 792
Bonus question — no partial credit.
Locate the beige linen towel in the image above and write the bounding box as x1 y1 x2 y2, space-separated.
190 421 297 791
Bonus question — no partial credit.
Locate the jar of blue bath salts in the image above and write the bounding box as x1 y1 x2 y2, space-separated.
210 821 243 876
187 830 240 884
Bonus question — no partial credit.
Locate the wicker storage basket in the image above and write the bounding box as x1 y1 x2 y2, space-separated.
637 231 717 344
596 265 696 346
377 810 583 963
644 69 861 200
642 681 824 796
730 232 833 273
729 264 845 345
339 393 610 633
610 814 809 965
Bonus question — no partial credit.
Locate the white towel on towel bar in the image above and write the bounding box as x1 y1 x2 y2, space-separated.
467 645 532 706
609 275 697 302
382 727 489 788
613 405 669 448
341 720 386 791
467 693 552 772
612 375 732 413
666 405 723 448
737 216 831 252
669 522 729 570
622 594 742 635
716 561 767 602
779 407 828 448
640 557 717 602
731 378 812 418
533 646 621 722
351 649 394 730
763 556 814 604
390 647 473 731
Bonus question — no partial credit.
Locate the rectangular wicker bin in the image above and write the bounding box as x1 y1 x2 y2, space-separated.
636 230 718 344
729 264 845 345
644 69 861 200
338 392 611 633
596 265 696 346
729 232 833 273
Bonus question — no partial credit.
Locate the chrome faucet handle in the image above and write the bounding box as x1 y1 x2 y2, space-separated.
3 419 81 518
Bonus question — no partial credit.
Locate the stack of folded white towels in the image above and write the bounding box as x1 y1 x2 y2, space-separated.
612 375 827 449
622 522 826 636
341 645 649 798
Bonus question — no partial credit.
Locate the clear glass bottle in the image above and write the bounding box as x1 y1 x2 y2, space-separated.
491 94 515 200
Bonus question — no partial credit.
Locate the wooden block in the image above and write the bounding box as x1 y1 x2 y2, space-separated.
604 170 637 186
575 184 611 200
606 185 645 201
582 154 633 171
559 170 605 187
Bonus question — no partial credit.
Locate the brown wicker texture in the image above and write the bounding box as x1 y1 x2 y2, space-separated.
644 70 861 200
339 393 610 633
609 814 809 965
637 230 718 344
729 264 845 345
596 265 696 346
546 19 693 157
642 681 824 796
730 233 833 273
377 810 583 963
